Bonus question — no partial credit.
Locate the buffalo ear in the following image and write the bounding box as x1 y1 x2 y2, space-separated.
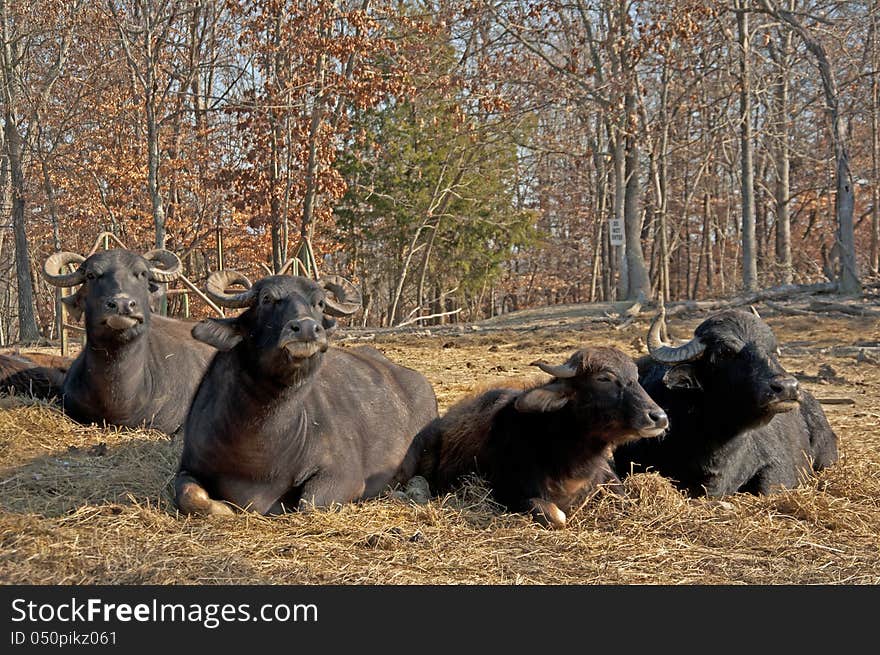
148 281 165 311
663 364 702 391
192 317 243 351
322 315 338 335
514 382 570 413
61 291 84 322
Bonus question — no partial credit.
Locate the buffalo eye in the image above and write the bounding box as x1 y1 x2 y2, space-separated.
595 373 618 385
261 294 274 305
85 271 96 281
316 299 325 310
138 270 148 279
715 345 735 359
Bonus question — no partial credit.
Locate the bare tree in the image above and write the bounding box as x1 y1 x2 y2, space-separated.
757 0 860 294
736 1 758 292
769 1 794 284
0 0 82 341
871 1 880 275
108 0 187 250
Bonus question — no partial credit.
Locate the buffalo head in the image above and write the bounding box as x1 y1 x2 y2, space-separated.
193 271 361 384
522 346 668 444
646 308 799 426
43 248 181 343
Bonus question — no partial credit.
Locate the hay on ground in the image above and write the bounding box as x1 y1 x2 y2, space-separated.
1 315 879 584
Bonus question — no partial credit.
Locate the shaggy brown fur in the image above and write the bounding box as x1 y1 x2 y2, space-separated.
3 351 71 370
0 352 70 399
415 346 668 527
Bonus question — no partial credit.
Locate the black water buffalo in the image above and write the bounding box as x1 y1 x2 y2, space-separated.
42 249 215 434
413 347 669 527
613 309 839 496
174 271 438 516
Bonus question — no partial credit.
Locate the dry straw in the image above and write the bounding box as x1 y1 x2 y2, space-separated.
2 318 879 584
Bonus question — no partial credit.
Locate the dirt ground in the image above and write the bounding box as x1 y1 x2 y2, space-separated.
1 311 879 584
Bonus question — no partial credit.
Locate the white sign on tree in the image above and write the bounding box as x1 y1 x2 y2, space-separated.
609 218 625 246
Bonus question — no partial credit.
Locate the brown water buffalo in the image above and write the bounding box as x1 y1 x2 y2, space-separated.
42 248 215 435
174 271 438 516
0 352 70 399
413 346 669 527
613 309 839 496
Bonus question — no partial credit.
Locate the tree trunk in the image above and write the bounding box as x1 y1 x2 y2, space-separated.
590 126 607 303
612 122 627 300
738 3 758 293
652 63 671 302
301 30 327 243
624 89 648 300
772 16 794 284
145 82 164 249
268 107 282 273
693 192 712 298
756 154 769 276
601 202 612 301
590 220 602 302
4 118 40 342
872 5 879 275
416 219 440 323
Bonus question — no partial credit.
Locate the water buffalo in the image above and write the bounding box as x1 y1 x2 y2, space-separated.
613 309 839 496
42 248 215 435
174 271 438 516
0 352 70 399
413 346 669 528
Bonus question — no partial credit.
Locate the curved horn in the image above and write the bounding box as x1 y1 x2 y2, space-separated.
42 251 86 287
205 270 256 308
319 275 361 316
143 249 182 283
647 308 707 364
530 360 578 379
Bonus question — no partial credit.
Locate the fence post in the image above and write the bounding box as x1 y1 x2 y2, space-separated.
59 287 68 357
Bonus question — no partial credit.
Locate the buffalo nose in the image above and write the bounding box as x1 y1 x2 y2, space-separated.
288 318 322 341
105 297 137 314
648 409 669 429
769 376 798 399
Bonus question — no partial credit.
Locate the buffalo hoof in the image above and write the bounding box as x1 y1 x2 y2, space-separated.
528 498 566 529
404 476 431 505
176 479 235 518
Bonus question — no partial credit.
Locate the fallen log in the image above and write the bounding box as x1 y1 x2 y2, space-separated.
664 281 838 318
806 300 880 318
763 301 813 316
832 345 880 357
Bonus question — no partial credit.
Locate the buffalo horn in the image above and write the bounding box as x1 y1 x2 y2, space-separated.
647 308 707 364
319 275 361 316
143 249 182 283
531 360 578 379
205 270 256 308
42 251 86 287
